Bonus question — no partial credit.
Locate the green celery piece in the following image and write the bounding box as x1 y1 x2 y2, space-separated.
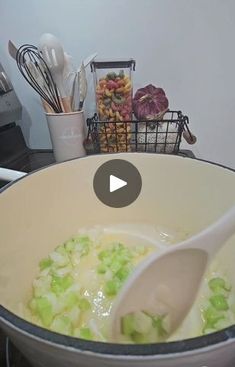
132 311 153 334
39 258 53 271
51 315 73 336
64 292 80 309
98 249 110 260
152 315 168 337
121 314 135 336
113 243 124 251
35 297 53 327
80 327 93 340
131 331 147 344
203 327 216 335
79 243 90 256
209 295 229 311
51 275 73 295
110 260 122 274
97 264 107 274
28 298 37 312
209 277 231 293
203 306 225 328
65 239 76 252
55 245 67 256
71 235 92 257
116 255 129 266
78 235 91 245
213 316 232 331
103 257 112 267
79 298 91 311
116 267 130 282
49 251 69 268
104 279 120 296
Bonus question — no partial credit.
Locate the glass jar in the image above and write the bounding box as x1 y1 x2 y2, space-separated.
91 60 135 152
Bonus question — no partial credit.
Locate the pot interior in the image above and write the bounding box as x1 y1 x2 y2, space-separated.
0 153 235 337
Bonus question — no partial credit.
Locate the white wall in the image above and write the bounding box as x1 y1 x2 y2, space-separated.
0 0 235 167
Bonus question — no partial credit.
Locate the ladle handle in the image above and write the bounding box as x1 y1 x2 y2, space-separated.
183 205 235 258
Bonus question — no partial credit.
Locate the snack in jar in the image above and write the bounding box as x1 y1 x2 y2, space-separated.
91 60 135 152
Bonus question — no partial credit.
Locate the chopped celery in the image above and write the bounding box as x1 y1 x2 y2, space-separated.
97 264 107 274
28 298 37 312
67 307 80 325
202 276 233 335
75 236 91 256
104 269 113 281
63 292 79 309
98 249 110 260
116 267 130 281
35 297 53 327
51 275 73 295
214 317 232 331
78 243 90 256
209 277 231 293
77 235 91 245
51 315 72 335
65 239 76 252
79 298 91 311
121 311 166 342
203 327 216 335
203 306 225 328
98 243 134 297
209 295 229 311
55 245 67 256
50 251 69 267
152 315 169 337
110 260 122 274
132 311 153 334
104 279 120 296
111 243 124 253
80 327 93 340
28 234 158 341
131 331 147 344
121 314 135 336
33 276 52 298
73 328 80 337
103 257 112 267
39 258 53 271
116 255 129 266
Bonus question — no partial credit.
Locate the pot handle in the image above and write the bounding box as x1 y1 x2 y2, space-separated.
0 168 27 182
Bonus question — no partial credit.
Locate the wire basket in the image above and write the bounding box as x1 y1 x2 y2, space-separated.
85 111 192 155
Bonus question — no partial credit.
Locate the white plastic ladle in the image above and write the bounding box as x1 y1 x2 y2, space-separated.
110 205 235 341
38 33 71 112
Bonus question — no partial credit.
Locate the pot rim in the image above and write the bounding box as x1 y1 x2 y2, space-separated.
1 153 235 356
1 304 234 356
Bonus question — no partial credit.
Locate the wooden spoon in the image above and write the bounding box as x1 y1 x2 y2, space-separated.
110 205 235 341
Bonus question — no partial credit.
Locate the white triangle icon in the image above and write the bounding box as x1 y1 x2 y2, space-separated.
109 175 127 193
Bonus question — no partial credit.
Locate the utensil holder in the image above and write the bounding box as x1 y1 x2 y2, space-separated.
46 111 86 163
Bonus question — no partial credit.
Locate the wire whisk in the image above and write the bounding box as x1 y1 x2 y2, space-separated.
16 44 63 113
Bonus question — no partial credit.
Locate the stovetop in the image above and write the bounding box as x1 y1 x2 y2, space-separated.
1 337 31 367
0 123 55 189
0 123 196 367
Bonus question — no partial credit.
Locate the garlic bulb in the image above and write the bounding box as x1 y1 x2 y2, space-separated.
137 122 179 153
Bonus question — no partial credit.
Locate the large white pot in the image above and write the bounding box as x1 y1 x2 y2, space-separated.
0 153 235 367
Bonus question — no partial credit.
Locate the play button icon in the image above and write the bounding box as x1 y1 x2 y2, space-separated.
110 175 127 193
93 159 142 208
